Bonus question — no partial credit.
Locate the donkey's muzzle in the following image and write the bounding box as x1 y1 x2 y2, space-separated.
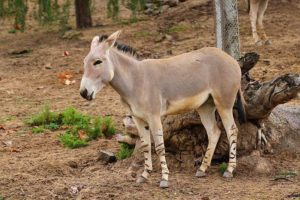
80 88 94 101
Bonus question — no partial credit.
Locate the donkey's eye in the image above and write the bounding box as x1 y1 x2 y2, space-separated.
93 60 102 66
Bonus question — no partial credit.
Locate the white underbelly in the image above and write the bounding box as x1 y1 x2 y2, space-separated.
162 91 210 115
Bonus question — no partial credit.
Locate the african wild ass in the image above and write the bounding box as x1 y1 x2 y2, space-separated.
80 31 246 188
248 0 271 45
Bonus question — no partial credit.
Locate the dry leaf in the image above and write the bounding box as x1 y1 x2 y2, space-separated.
58 72 73 80
78 130 88 140
10 148 21 152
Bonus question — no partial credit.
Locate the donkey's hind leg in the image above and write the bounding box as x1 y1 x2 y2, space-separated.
196 100 221 177
217 108 238 178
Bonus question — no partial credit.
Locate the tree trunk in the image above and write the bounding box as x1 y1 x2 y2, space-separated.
75 0 92 28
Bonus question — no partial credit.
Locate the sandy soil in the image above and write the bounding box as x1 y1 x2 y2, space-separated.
0 0 299 199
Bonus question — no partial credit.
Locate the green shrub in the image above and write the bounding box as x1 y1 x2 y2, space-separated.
62 107 90 127
59 132 88 149
27 106 61 126
219 162 228 174
100 116 116 138
28 106 116 148
86 117 102 140
44 122 60 130
116 143 134 160
32 126 45 134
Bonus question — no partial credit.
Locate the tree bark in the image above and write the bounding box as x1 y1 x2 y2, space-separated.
75 0 92 28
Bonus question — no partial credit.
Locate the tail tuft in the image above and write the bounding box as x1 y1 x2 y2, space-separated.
237 89 247 123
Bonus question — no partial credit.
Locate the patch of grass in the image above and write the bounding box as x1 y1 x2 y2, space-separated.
100 116 116 138
27 106 116 148
44 122 60 130
59 132 88 149
134 31 153 38
116 143 134 160
62 107 90 127
0 195 4 200
219 162 228 174
27 106 61 126
31 126 45 134
8 29 16 34
277 171 297 177
167 24 187 34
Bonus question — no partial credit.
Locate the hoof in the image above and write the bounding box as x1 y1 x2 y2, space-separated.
159 180 169 188
136 176 147 184
255 40 263 46
223 171 233 178
195 170 206 177
264 40 272 45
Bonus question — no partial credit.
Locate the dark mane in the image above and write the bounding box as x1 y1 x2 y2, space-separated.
98 35 137 58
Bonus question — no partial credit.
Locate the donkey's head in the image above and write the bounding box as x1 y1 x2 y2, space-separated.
80 30 121 100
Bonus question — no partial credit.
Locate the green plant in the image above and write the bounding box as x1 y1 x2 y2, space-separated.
32 126 45 134
107 0 119 20
127 0 145 20
28 106 116 148
0 195 4 200
100 116 116 137
167 24 187 34
27 106 61 126
219 162 228 174
14 0 28 32
62 107 90 127
116 143 134 160
86 117 102 140
58 0 70 36
44 122 60 130
59 132 88 148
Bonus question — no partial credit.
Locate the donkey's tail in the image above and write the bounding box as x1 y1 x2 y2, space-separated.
236 89 247 123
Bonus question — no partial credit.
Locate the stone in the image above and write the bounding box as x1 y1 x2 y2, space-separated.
98 150 116 164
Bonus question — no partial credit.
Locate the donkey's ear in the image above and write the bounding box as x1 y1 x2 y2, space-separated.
91 36 100 49
106 30 122 47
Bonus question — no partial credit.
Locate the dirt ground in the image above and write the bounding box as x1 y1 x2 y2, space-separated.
0 0 299 199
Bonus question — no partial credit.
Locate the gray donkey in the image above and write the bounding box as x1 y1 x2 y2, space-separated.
80 31 246 188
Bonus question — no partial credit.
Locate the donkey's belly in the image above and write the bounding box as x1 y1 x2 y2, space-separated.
162 91 210 116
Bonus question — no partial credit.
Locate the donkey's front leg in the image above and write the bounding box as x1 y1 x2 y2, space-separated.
149 116 169 188
132 116 152 184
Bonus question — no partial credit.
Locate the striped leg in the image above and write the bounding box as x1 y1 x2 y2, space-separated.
257 0 270 44
132 116 152 183
149 116 169 188
218 108 238 178
249 0 262 45
196 102 221 177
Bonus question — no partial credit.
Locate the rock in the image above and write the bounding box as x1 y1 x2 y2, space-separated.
97 150 116 164
160 5 170 13
154 34 166 43
239 150 273 175
67 161 78 168
165 34 174 41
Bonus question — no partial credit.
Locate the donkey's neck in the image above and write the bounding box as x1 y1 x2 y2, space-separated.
108 48 139 100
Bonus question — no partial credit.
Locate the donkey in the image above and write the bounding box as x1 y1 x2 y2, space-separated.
80 31 246 188
247 0 271 45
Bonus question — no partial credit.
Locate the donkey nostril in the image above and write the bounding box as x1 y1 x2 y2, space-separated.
80 89 88 99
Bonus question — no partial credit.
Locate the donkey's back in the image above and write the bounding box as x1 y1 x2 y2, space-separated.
140 47 241 111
